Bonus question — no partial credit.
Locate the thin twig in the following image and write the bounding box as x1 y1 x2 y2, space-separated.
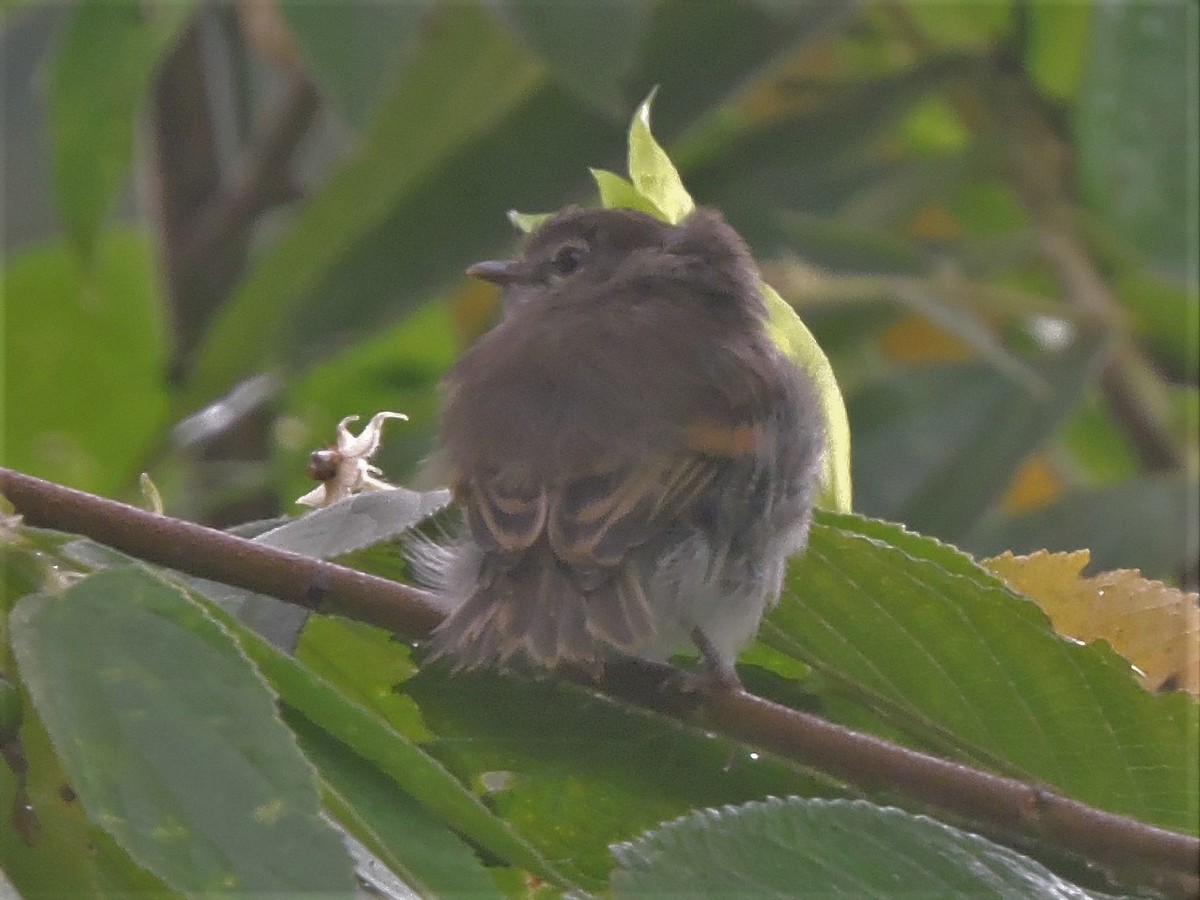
1037 229 1183 472
2 467 1196 895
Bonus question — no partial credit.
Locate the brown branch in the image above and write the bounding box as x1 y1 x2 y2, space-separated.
1036 229 1184 472
0 468 442 638
2 467 1197 895
177 72 320 282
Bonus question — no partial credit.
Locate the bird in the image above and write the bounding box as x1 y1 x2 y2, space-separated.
416 205 824 685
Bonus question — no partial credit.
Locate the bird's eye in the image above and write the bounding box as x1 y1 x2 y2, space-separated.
550 243 585 276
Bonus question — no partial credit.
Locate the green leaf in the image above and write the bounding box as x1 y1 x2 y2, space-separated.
404 667 834 890
589 168 661 217
9 566 355 895
611 797 1119 898
0 706 174 899
279 0 435 131
186 5 545 406
1026 4 1091 100
766 512 1199 833
848 329 1107 540
49 2 196 267
1077 3 1194 276
297 617 428 742
1 231 169 495
491 0 647 112
193 601 576 892
626 89 694 225
899 96 971 156
290 714 501 900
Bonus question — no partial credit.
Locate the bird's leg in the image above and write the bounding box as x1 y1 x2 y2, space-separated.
687 627 747 770
689 626 743 691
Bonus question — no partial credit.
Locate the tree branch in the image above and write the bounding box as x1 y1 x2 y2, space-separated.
2 467 1196 896
177 73 320 284
0 468 442 637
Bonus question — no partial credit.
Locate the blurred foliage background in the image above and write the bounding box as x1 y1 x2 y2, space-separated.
2 0 1196 586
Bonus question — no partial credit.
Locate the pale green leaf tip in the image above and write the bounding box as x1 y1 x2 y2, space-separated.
507 209 550 233
589 167 626 197
634 85 660 127
627 87 693 225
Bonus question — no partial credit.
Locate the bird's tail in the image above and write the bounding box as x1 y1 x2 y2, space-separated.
422 543 657 672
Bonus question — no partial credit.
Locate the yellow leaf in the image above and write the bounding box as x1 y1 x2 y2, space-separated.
985 550 1199 696
904 201 963 241
998 454 1064 516
618 90 852 511
762 281 853 512
879 314 975 364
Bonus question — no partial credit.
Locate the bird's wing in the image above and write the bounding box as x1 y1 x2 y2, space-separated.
545 421 765 567
449 418 764 662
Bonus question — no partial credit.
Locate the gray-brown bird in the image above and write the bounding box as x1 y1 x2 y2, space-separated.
419 205 823 684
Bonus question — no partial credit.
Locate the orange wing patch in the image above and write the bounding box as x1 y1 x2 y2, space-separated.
685 421 763 457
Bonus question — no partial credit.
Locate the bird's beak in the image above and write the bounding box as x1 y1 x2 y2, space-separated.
466 259 521 284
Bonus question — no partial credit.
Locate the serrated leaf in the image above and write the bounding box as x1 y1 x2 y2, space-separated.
611 797 1115 898
985 550 1199 696
9 566 355 896
297 617 428 742
627 89 694 225
766 512 1199 833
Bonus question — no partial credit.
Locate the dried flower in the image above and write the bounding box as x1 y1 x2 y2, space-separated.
295 412 408 508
